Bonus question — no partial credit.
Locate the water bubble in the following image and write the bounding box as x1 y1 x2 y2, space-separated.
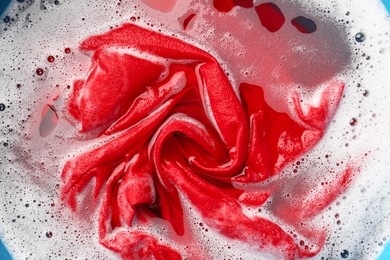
340 249 349 258
349 118 357 126
355 32 366 42
47 56 55 63
363 90 369 96
0 103 5 111
64 48 71 54
36 68 44 76
46 231 53 238
3 16 10 23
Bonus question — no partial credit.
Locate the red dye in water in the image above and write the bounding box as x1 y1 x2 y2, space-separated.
59 22 352 259
213 0 253 12
255 3 285 32
39 104 59 137
291 16 317 34
182 13 196 30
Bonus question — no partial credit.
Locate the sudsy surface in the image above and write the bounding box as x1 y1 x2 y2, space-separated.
0 0 390 259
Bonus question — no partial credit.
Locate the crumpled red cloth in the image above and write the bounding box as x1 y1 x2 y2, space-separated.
61 23 351 259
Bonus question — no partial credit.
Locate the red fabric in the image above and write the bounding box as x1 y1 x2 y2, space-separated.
61 24 350 259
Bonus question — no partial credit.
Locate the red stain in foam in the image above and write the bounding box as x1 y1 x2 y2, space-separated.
59 23 352 259
141 0 177 13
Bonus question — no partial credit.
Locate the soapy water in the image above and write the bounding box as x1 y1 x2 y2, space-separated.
0 0 390 259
